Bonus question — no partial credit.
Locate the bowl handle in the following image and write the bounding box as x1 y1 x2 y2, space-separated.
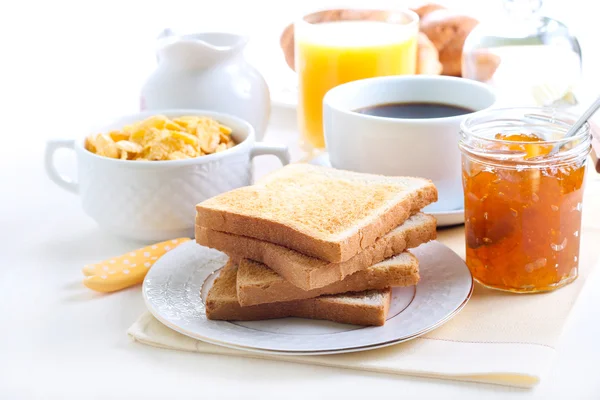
250 143 291 166
44 139 79 194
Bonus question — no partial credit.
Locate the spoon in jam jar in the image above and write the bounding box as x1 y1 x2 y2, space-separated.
547 95 600 155
564 95 600 139
524 95 599 148
525 95 600 155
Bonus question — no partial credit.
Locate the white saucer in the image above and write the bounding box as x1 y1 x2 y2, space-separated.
143 241 473 355
309 152 465 227
428 208 465 227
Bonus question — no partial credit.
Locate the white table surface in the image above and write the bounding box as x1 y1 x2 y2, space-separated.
2 106 600 399
2 0 600 398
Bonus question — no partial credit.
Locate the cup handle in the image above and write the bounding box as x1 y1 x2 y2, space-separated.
44 139 79 194
250 143 291 166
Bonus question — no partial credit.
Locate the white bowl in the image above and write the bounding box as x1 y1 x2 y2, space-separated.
45 109 290 242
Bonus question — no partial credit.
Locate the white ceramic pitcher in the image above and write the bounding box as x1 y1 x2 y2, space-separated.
141 30 270 140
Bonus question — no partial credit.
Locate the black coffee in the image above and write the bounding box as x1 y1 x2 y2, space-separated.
355 102 473 119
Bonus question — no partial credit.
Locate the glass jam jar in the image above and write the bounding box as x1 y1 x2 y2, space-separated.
459 108 591 293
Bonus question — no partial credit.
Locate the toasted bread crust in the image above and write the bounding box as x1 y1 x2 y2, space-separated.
196 207 344 262
206 263 392 326
207 296 390 326
237 253 419 306
196 213 436 290
196 164 437 263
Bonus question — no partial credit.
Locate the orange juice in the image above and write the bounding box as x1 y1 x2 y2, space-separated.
296 17 418 149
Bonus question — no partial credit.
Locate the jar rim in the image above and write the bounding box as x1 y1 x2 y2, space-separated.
460 107 590 146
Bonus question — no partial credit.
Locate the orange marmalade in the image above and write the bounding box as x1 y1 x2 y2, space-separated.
459 108 591 293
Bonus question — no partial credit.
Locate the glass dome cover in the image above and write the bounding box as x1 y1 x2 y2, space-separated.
462 0 582 108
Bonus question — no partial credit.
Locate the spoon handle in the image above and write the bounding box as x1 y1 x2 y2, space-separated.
565 95 600 138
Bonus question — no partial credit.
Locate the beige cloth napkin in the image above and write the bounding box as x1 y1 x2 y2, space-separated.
128 175 600 388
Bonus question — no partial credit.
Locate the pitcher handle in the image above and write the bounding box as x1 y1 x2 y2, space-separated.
250 143 291 166
44 139 79 194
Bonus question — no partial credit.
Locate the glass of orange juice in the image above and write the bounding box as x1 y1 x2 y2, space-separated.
295 9 419 150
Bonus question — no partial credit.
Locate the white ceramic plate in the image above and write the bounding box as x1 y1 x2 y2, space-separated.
143 240 473 355
309 152 465 227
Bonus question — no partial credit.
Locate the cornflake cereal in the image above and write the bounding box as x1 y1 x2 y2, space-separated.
85 115 235 161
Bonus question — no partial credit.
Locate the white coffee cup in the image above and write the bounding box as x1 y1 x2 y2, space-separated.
45 110 290 242
323 75 496 212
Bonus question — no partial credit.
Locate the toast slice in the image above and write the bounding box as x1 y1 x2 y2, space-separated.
197 213 436 290
237 252 419 306
196 164 437 263
206 261 392 326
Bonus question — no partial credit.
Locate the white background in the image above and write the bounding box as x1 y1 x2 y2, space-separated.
0 0 598 150
1 0 599 399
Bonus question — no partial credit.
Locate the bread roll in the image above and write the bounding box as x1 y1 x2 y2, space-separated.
464 49 502 82
416 32 442 75
279 23 295 71
411 3 446 19
420 9 479 76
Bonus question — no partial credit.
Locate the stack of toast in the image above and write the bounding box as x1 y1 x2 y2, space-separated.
196 164 438 326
